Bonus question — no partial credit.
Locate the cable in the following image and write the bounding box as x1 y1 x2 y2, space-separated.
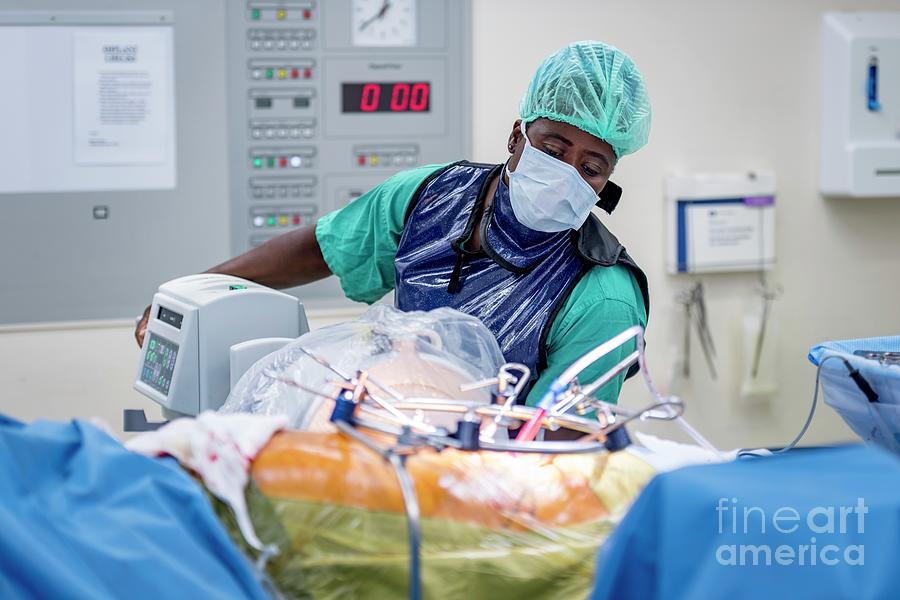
334 420 421 600
738 354 868 458
388 454 422 600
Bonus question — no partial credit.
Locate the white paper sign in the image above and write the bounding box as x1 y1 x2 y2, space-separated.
666 172 776 274
685 199 775 271
73 29 171 165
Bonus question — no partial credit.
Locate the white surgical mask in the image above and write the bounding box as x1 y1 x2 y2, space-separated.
507 123 599 232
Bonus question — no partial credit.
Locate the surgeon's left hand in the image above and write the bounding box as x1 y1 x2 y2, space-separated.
134 304 151 348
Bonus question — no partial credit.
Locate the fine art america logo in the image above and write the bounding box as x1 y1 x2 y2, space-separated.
715 497 867 567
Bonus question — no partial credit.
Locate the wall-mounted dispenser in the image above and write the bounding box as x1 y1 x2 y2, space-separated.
821 12 900 197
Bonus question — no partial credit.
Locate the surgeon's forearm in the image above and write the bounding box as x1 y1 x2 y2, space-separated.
205 225 332 289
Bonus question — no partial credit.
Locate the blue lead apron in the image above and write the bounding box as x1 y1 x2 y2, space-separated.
394 161 650 382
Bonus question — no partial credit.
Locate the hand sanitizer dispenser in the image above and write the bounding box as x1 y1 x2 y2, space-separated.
820 12 900 197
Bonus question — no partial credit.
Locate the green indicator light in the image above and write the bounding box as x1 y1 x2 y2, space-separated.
252 157 263 168
251 8 261 20
229 284 247 290
265 69 274 79
267 216 276 227
266 157 275 168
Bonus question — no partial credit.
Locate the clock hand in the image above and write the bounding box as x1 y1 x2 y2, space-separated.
358 0 392 31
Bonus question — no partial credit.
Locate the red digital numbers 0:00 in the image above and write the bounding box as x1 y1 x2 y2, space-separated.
360 83 429 112
342 82 431 113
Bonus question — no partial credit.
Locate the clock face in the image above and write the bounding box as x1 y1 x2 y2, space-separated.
351 0 417 47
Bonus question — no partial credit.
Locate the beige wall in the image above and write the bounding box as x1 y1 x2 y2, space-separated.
3 0 900 448
0 310 364 437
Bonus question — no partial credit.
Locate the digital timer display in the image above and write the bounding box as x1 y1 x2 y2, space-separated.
341 82 431 113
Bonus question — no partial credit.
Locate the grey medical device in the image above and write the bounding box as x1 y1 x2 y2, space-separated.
0 0 471 324
133 274 309 421
225 0 472 304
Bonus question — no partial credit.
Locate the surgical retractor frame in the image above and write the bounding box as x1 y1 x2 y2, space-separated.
272 325 715 600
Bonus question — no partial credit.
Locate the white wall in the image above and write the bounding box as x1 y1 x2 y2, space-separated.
3 0 900 448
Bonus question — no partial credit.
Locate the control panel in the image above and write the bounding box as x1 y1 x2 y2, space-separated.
226 0 472 304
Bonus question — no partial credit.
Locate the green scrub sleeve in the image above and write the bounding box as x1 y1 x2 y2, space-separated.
525 264 648 407
315 163 450 304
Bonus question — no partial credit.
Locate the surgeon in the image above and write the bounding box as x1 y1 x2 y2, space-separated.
136 41 652 406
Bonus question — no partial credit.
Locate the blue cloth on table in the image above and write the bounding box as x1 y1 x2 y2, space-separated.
0 414 269 600
591 445 900 600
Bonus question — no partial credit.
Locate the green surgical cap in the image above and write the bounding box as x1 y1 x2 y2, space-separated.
519 41 652 158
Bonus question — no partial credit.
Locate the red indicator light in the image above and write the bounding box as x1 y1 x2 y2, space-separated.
292 215 301 225
303 9 311 19
279 157 288 168
304 69 312 79
291 68 300 79
357 155 366 166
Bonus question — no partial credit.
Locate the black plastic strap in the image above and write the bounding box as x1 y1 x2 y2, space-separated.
447 253 465 294
596 181 622 214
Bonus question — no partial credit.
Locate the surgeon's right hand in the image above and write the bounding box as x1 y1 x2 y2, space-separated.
135 305 151 348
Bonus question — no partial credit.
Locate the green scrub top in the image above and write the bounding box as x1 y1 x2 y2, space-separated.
315 163 648 406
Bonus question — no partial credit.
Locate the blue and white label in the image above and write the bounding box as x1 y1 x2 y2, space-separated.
673 195 775 274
